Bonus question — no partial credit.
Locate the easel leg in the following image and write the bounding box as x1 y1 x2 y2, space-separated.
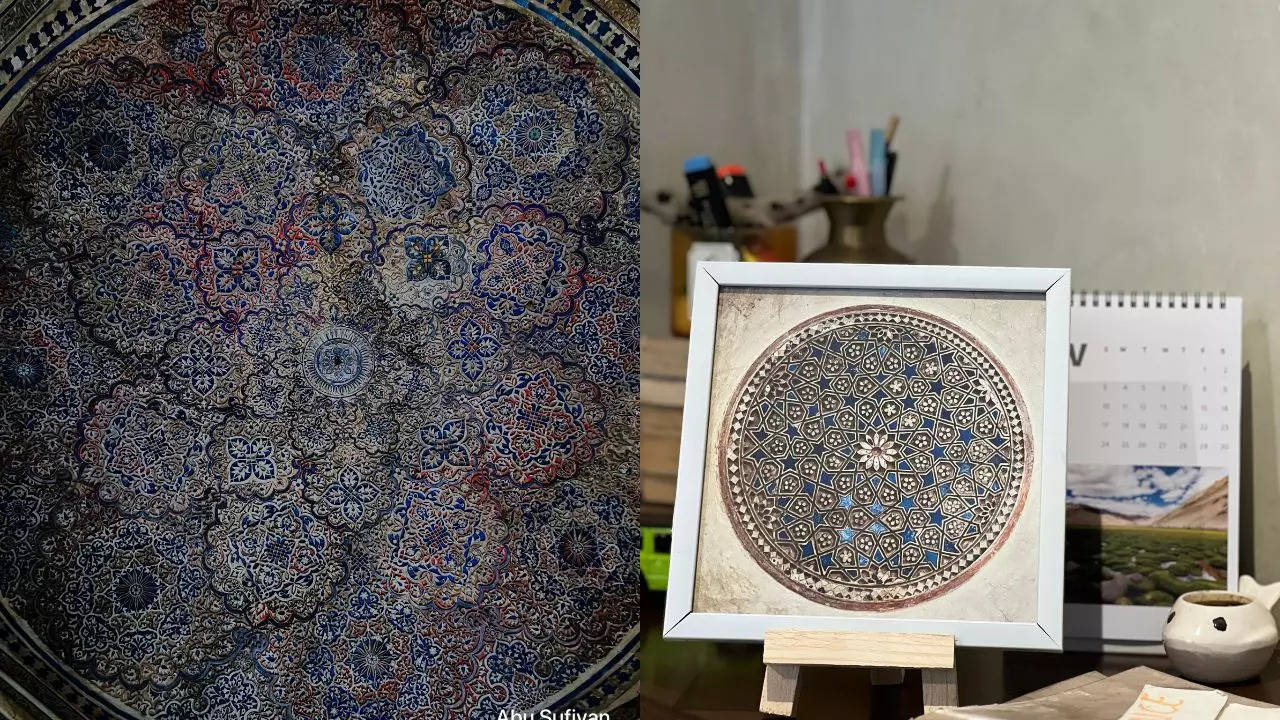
759 663 801 717
869 668 905 685
921 667 958 712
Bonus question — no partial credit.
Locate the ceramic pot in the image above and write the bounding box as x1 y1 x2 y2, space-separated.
803 196 911 263
1163 575 1280 683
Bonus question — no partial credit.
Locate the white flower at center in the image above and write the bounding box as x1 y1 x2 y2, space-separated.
855 432 898 471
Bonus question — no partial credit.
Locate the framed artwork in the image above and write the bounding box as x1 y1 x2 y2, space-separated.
664 263 1071 650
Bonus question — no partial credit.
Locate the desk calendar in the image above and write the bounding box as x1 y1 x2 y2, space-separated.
1064 293 1242 643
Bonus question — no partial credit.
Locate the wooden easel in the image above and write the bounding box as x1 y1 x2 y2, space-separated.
758 630 959 717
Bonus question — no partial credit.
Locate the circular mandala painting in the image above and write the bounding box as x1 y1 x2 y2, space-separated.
0 0 639 718
720 305 1031 609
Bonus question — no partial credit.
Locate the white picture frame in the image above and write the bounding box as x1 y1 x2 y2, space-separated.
663 262 1071 651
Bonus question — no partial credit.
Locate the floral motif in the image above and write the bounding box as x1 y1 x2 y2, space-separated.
205 499 346 625
302 195 358 252
169 334 229 395
468 119 499 155
556 150 588 182
194 229 288 323
291 35 352 89
349 636 393 684
209 416 297 498
83 128 131 171
856 432 898 471
74 384 211 519
379 224 471 309
166 30 206 61
357 123 456 219
419 420 471 470
484 158 516 188
508 108 560 157
405 234 454 281
481 84 514 116
212 246 260 293
482 367 604 486
556 524 601 570
182 117 307 225
70 222 198 357
515 66 551 94
471 206 585 329
0 347 48 390
114 568 160 612
519 171 554 201
227 437 276 486
303 461 389 530
448 319 499 381
574 108 604 144
387 485 509 610
301 326 374 399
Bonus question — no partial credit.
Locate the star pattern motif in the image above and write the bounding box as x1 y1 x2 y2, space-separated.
721 306 1031 609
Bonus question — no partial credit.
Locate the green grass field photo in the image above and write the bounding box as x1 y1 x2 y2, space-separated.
1065 464 1229 606
1065 526 1227 605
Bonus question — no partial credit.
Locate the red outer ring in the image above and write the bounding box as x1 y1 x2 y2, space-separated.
716 304 1035 611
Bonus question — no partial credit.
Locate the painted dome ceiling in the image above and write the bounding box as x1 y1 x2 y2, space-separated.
0 0 639 717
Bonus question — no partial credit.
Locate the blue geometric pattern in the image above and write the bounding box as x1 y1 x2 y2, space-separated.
721 306 1031 609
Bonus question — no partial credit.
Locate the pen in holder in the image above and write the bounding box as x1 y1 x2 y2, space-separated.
804 195 911 264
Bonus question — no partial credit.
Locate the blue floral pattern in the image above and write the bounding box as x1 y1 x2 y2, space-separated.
508 108 561 157
0 0 638 717
212 246 261 293
448 319 500 381
226 437 277 485
302 195 359 252
405 234 454 281
419 420 471 470
358 122 458 219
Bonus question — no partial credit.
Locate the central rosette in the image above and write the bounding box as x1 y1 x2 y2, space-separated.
303 326 373 398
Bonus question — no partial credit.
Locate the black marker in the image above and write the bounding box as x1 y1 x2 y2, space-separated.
683 155 732 228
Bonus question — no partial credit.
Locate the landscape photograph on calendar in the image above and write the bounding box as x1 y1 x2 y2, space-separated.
1064 464 1229 606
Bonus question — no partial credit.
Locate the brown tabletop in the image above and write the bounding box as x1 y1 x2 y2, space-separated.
640 589 1280 719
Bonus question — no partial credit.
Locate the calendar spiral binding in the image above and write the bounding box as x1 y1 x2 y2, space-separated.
1070 291 1228 309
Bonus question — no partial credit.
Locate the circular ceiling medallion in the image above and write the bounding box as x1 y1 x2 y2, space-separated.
303 326 373 398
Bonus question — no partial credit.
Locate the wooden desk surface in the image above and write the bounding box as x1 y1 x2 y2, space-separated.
640 589 1280 719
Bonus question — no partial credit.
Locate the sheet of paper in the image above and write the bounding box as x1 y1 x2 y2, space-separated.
1119 685 1227 719
919 668 1277 720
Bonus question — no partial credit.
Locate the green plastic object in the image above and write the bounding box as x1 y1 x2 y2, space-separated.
640 526 672 591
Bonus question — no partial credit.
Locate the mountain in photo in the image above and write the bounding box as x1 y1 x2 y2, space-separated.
1066 474 1228 531
1149 475 1229 531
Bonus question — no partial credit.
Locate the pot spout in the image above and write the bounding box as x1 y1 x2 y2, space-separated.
1240 575 1280 611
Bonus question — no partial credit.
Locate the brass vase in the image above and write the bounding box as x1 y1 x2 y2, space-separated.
804 196 911 263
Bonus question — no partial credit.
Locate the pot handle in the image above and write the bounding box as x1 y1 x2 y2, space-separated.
1240 575 1280 610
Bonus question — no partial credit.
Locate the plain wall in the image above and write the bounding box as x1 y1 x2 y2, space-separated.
639 0 802 336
